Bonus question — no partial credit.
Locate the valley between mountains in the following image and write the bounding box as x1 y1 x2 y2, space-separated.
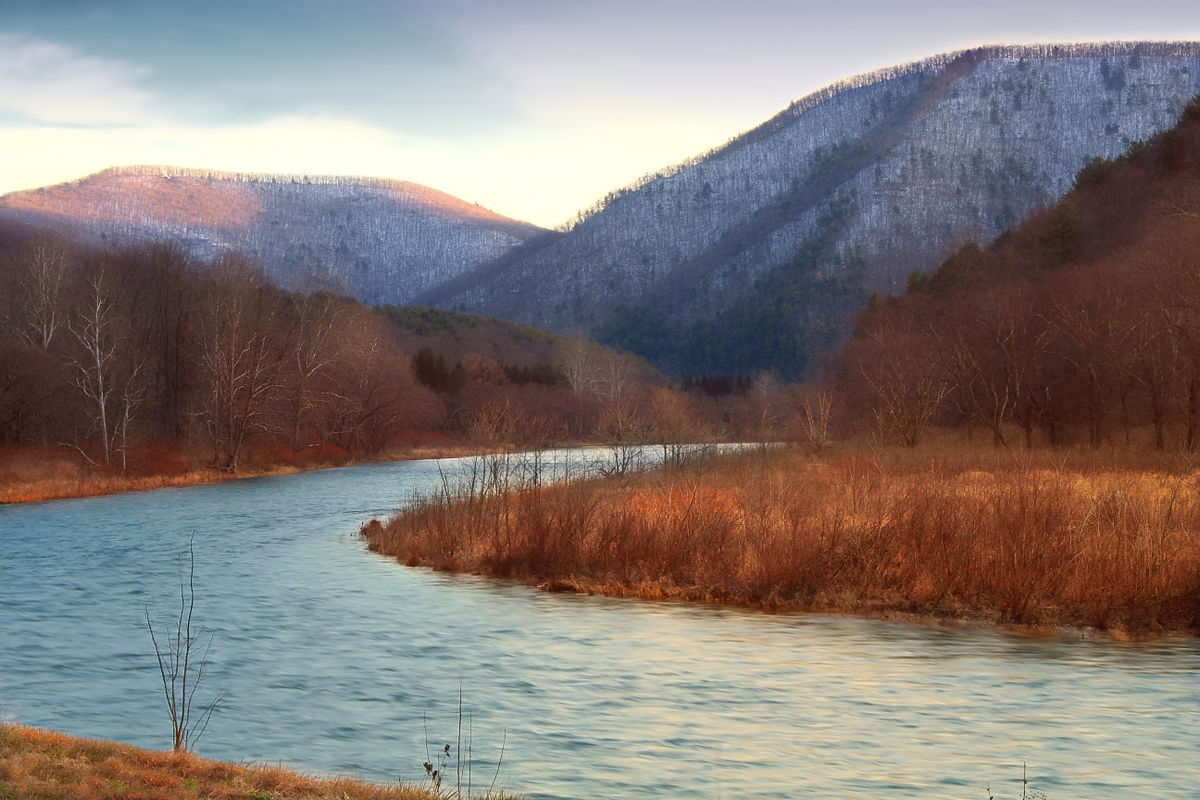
7 42 1198 378
4 31 1200 800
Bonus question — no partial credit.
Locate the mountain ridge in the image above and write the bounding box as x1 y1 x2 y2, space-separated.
0 165 546 306
423 41 1200 377
550 41 1200 234
5 42 1200 380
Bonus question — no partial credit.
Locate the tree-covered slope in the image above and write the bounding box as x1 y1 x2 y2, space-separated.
836 95 1200 449
423 42 1200 378
0 166 546 307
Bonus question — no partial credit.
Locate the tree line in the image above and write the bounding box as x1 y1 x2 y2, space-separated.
0 234 446 470
0 225 813 476
837 97 1200 449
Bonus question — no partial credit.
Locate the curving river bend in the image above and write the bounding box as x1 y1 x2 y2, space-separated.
1 450 1197 799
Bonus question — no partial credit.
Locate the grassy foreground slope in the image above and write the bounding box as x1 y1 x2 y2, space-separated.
0 724 438 800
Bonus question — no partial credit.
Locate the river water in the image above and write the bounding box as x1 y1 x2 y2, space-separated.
1 450 1196 799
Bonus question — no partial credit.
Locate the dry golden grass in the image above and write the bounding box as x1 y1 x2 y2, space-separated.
0 447 311 504
0 724 434 800
0 441 474 505
364 443 1200 638
0 460 234 504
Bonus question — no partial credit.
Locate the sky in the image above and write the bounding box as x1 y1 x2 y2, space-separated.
2 0 1200 228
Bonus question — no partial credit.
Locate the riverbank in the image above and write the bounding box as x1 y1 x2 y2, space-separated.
0 723 443 800
363 444 1200 639
0 438 487 505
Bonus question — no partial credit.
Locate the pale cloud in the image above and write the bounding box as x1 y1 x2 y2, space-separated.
0 109 737 227
0 24 748 228
4 3 1200 229
0 33 156 125
0 29 759 228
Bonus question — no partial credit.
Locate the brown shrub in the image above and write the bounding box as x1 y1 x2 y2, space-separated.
364 445 1200 637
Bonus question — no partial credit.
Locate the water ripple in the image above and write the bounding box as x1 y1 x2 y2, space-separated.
2 450 1197 799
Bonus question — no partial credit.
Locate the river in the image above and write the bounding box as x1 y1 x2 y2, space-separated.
1 449 1196 798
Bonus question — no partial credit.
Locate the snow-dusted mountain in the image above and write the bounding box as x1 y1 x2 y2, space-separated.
422 42 1200 377
0 166 546 305
9 43 1200 378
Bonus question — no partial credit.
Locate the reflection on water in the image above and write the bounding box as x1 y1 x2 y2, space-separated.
1 450 1197 799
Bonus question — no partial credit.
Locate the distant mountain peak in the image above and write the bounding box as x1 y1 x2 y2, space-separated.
8 165 539 237
0 165 546 305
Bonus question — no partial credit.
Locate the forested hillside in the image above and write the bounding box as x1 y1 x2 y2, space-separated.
0 166 545 307
424 42 1200 378
0 224 674 482
837 95 1200 449
5 217 808 502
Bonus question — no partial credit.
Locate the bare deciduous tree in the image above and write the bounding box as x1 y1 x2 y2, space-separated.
67 270 145 467
196 256 284 471
796 385 834 453
17 236 71 349
319 324 410 454
748 372 783 449
858 325 948 447
1043 279 1132 447
929 286 1048 448
286 289 344 450
595 350 643 442
649 386 703 466
145 538 221 753
561 335 601 397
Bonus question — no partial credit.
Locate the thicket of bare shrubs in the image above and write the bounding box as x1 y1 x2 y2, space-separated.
365 445 1200 637
839 98 1200 452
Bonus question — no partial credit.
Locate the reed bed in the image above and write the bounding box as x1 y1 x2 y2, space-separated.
364 446 1200 637
0 723 434 800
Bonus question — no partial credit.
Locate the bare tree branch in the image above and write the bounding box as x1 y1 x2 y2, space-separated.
145 536 222 752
